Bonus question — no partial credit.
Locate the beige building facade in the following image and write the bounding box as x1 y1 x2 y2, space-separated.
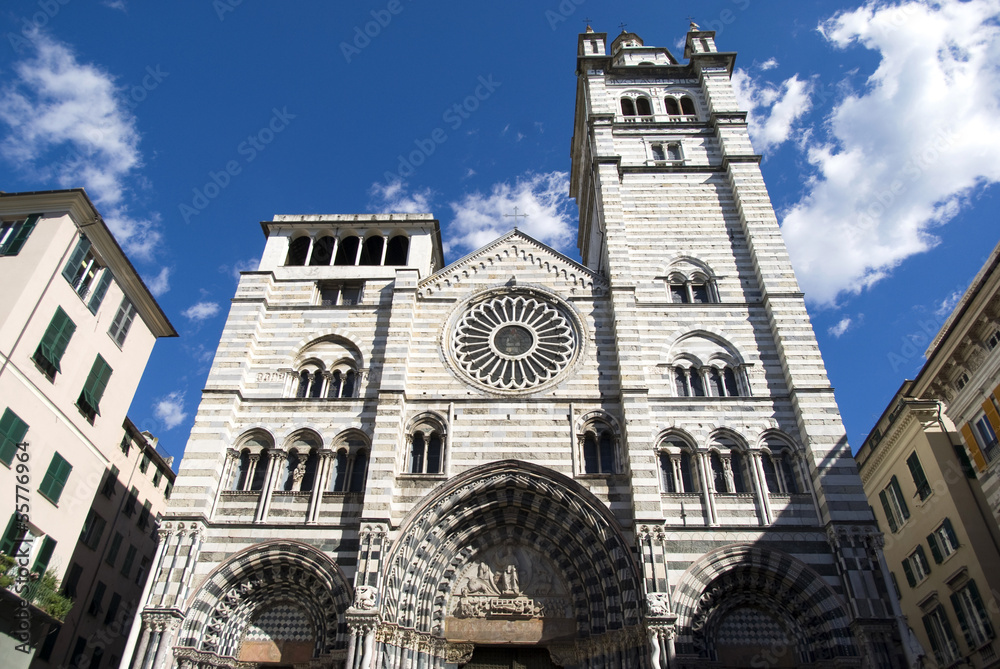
857 383 1000 668
131 26 901 669
0 189 176 668
911 242 1000 526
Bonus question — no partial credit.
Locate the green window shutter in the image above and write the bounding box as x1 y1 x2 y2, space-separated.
80 355 113 417
967 581 994 638
38 452 72 503
87 270 112 314
62 237 92 284
1 215 39 256
907 452 931 500
890 476 910 519
922 614 942 656
902 557 916 587
32 536 56 575
35 307 76 374
109 299 136 346
927 532 943 564
915 545 930 573
0 408 29 466
943 518 959 548
879 490 898 532
0 514 25 555
951 591 973 648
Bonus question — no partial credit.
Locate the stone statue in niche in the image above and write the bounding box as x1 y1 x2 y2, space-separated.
450 545 570 620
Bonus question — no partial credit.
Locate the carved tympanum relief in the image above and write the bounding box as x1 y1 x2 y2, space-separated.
450 545 571 620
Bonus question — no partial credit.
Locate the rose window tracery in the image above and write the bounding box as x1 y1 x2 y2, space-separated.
451 293 577 391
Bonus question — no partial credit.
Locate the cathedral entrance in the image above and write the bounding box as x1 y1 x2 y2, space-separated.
463 646 560 669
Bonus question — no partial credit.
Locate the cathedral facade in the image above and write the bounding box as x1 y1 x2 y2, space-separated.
129 26 901 669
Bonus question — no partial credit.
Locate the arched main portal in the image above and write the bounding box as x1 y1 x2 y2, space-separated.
174 541 353 667
378 461 646 669
671 545 858 667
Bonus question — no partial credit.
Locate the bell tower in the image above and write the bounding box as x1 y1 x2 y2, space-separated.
569 24 906 665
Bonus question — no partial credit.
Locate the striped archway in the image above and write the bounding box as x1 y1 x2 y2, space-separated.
379 460 645 665
671 544 858 664
177 541 352 662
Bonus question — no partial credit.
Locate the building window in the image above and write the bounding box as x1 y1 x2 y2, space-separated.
878 475 910 532
582 421 617 474
955 372 970 390
761 448 801 495
901 545 930 586
77 355 113 422
0 514 27 557
0 408 29 467
152 468 162 488
88 580 106 616
409 428 445 474
120 545 137 579
99 465 119 498
104 592 122 625
951 580 995 649
987 329 1000 350
621 97 636 116
320 282 364 306
0 215 39 256
108 298 137 347
286 236 311 265
123 486 138 516
922 605 960 666
62 236 110 309
106 532 123 567
164 480 173 499
927 518 959 563
668 278 713 304
665 95 697 118
658 439 696 493
62 562 83 598
33 307 76 379
120 432 131 456
139 452 150 474
80 510 106 550
309 236 335 265
334 235 361 265
674 366 705 397
650 142 683 165
972 413 1000 463
39 452 73 504
906 452 932 500
37 624 60 661
330 439 369 493
69 637 87 669
135 556 150 585
33 536 56 575
137 500 152 530
385 235 409 265
327 367 359 398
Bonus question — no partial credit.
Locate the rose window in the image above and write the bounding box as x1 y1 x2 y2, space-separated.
451 294 577 391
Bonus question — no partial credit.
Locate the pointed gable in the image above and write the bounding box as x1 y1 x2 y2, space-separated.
417 230 607 299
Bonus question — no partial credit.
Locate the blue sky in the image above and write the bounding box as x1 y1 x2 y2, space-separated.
2 0 999 463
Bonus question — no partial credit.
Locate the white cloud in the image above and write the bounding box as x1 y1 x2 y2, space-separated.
146 266 171 296
445 171 575 256
732 68 813 153
183 301 220 321
935 289 964 318
0 31 160 259
102 0 127 10
781 0 1000 306
828 317 853 338
218 258 259 280
153 391 187 430
369 178 433 213
760 58 779 71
